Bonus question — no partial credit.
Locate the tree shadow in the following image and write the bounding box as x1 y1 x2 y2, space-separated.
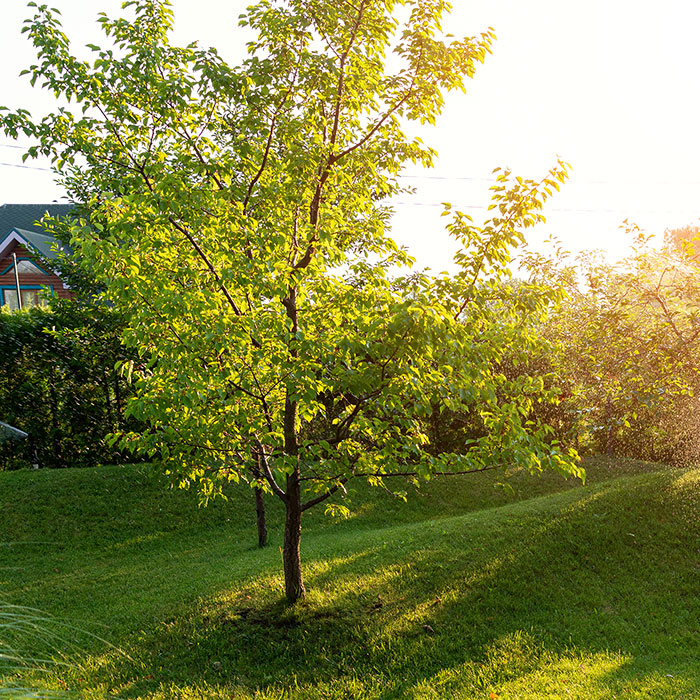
10 468 700 699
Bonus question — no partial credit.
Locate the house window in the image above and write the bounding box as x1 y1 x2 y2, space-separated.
0 259 48 276
1 287 52 311
17 260 42 274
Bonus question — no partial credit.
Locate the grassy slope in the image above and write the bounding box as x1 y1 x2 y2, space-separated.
1 458 698 699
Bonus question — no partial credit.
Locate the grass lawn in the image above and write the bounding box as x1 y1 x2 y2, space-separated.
1 457 699 699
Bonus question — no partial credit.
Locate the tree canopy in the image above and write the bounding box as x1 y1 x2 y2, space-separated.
2 0 580 601
538 226 700 464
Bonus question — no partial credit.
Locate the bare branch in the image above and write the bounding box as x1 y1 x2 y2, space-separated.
301 477 349 511
256 438 287 501
243 65 299 214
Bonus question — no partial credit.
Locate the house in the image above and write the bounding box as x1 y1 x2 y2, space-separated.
0 203 74 310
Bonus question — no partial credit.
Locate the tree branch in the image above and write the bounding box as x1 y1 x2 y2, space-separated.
301 464 502 483
243 69 299 214
301 477 349 511
94 103 252 334
300 464 504 512
255 438 287 501
294 1 368 267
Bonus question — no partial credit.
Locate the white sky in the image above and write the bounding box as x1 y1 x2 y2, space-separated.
2 0 700 270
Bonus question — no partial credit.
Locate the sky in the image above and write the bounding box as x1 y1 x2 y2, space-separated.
1 0 700 271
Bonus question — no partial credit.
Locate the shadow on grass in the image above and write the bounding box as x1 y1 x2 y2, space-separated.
36 467 697 699
0 457 662 553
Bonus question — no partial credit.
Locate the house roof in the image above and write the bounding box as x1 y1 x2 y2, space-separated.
8 228 66 260
0 203 74 235
0 203 75 262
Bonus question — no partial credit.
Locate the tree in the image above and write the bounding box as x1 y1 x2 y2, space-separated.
544 237 700 463
665 224 700 261
3 0 580 602
0 301 134 470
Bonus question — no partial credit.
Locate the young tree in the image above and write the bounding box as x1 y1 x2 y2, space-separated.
3 0 580 602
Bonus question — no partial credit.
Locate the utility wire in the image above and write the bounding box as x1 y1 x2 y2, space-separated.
2 144 699 185
0 161 51 171
393 201 700 216
0 156 698 216
401 174 495 182
399 174 700 186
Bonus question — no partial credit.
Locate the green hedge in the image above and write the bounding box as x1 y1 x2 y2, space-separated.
0 301 137 469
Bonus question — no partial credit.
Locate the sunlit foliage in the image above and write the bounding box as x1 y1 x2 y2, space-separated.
545 228 700 463
1 0 580 600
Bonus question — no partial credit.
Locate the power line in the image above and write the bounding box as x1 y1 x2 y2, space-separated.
401 174 495 182
1 156 697 215
392 201 700 216
0 161 52 172
2 144 699 186
399 174 700 186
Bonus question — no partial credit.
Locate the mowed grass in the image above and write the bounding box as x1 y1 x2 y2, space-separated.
1 457 699 699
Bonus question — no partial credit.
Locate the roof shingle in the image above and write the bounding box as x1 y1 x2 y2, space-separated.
0 203 75 260
0 203 74 236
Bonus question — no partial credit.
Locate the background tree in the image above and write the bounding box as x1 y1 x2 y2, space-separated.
544 235 700 463
0 301 135 470
665 224 700 261
3 0 580 602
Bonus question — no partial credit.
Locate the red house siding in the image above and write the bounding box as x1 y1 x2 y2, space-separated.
0 241 72 307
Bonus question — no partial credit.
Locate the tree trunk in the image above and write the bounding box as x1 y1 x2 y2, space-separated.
113 371 123 427
254 485 268 548
251 453 268 547
102 367 115 432
281 284 305 603
605 396 615 456
283 475 305 603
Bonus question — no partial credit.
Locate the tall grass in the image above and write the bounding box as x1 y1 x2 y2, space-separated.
1 600 126 699
0 602 75 699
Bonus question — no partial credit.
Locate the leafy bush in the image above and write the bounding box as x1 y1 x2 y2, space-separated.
544 242 700 464
0 301 137 470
